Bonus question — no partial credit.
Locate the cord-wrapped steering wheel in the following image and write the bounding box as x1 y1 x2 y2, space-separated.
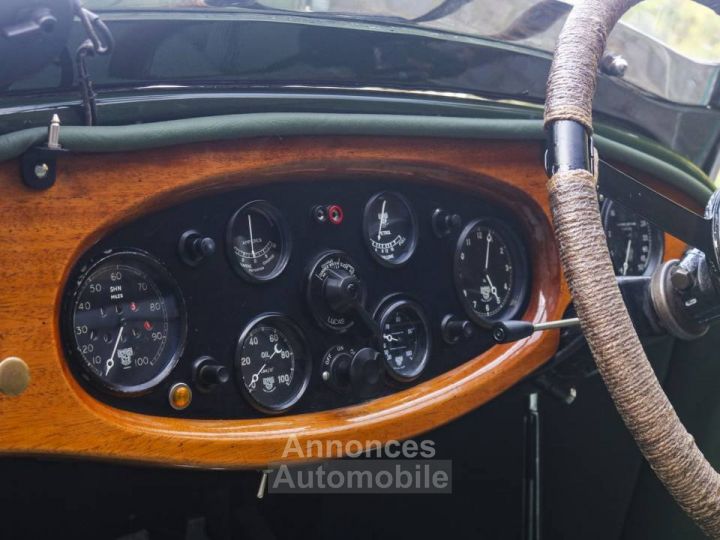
545 0 720 536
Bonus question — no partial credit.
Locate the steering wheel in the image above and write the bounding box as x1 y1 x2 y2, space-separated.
545 0 720 536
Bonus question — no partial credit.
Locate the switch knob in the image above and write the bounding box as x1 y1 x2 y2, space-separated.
442 315 474 344
193 357 229 390
178 229 216 267
0 357 30 396
349 348 383 397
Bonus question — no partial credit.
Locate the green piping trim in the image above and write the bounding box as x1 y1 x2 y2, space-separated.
0 113 712 204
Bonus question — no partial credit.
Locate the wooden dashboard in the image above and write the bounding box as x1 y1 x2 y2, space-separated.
0 136 688 468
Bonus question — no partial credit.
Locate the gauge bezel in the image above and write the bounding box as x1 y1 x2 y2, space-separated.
374 296 431 382
62 249 188 396
234 313 312 414
453 218 529 327
601 198 664 277
362 191 418 268
226 200 292 283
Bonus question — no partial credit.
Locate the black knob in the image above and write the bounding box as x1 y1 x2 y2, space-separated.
432 209 462 237
491 321 535 344
350 348 383 397
323 271 363 313
442 315 474 344
193 357 229 390
323 351 353 391
178 229 216 267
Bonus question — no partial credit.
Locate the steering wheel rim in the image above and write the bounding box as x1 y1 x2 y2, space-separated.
544 0 720 536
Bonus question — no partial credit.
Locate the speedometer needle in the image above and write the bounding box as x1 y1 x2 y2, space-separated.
622 239 632 276
248 214 256 258
106 326 124 376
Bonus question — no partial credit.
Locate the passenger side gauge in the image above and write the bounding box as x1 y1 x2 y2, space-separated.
226 200 291 282
454 219 529 326
64 251 187 395
363 191 417 266
235 314 310 414
602 199 663 276
375 298 430 382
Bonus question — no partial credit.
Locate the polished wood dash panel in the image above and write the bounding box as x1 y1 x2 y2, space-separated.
0 137 688 468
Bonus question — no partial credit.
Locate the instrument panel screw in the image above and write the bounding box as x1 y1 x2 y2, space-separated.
34 163 49 179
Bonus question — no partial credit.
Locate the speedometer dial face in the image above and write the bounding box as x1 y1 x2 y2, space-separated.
66 251 186 395
363 192 417 266
602 199 664 276
235 315 310 413
227 200 291 282
454 219 528 325
376 298 430 382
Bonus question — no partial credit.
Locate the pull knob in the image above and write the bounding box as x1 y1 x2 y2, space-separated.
178 229 216 267
193 357 229 390
441 315 474 344
0 357 30 396
350 348 383 397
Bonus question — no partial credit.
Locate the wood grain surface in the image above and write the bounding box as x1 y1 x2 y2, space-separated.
0 136 689 468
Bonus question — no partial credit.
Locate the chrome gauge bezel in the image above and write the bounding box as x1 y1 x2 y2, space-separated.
62 249 188 396
362 191 418 267
453 218 529 327
234 313 312 414
374 296 431 383
226 200 292 283
601 199 664 277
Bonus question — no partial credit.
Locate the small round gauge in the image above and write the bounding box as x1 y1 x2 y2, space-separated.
235 315 310 413
376 298 430 382
602 199 664 276
226 200 291 282
64 251 187 395
363 191 417 266
454 219 529 326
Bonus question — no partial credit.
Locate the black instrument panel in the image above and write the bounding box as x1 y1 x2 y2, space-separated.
61 179 531 419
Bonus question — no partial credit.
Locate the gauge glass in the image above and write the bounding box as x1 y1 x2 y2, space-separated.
66 251 186 394
454 219 528 325
602 199 664 276
235 315 310 413
377 299 430 382
363 192 417 266
226 201 290 282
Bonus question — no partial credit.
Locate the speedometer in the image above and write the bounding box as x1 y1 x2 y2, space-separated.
602 199 664 276
64 251 187 395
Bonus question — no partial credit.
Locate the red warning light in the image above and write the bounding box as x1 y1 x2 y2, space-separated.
130 301 138 312
143 321 153 331
327 204 344 225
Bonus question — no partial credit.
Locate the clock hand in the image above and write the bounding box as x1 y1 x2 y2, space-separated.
485 274 501 304
485 232 492 270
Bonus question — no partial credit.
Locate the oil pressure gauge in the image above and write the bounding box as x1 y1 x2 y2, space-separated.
235 314 311 414
363 191 417 266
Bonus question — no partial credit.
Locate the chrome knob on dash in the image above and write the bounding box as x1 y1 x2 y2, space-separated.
491 318 580 344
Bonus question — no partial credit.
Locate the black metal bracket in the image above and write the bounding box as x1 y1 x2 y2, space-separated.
20 145 67 190
544 120 594 178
